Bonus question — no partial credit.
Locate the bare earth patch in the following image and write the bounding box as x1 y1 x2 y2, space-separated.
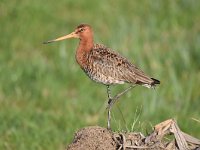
66 119 200 150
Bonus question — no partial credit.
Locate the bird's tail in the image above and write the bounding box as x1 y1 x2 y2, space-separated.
139 78 160 88
149 78 160 89
151 78 160 85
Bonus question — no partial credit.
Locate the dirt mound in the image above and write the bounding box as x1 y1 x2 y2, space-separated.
66 119 200 150
67 126 116 150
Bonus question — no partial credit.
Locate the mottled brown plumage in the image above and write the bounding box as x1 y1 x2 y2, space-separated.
44 24 160 129
83 43 160 87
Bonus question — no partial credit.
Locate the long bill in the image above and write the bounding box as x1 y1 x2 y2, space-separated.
43 31 78 44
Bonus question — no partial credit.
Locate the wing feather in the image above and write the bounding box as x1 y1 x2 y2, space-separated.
87 44 154 85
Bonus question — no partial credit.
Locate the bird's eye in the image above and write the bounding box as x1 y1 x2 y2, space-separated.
80 28 84 32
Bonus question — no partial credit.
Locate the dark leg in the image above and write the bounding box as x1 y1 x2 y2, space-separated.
106 85 136 129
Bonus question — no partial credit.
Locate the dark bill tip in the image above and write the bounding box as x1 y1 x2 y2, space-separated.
43 40 54 44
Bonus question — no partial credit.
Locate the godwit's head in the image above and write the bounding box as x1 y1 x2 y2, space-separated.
43 24 93 44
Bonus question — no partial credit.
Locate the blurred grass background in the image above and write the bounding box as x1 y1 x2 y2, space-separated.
0 0 200 149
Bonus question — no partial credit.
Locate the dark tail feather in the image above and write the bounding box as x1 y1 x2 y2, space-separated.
151 78 160 85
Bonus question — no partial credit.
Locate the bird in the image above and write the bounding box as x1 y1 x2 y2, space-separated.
43 24 160 129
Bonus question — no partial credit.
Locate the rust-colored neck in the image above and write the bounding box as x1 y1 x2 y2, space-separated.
76 37 94 68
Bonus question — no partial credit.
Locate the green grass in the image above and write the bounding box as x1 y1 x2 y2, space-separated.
1 0 200 149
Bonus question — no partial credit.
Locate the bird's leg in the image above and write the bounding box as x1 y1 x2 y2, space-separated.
106 85 112 130
109 85 136 109
106 85 136 130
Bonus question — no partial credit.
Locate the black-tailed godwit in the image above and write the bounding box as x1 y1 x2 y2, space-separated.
44 24 160 129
